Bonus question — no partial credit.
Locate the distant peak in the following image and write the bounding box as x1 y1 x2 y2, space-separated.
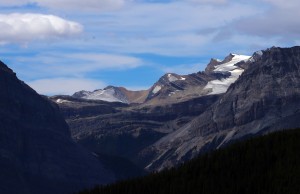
222 53 236 63
205 58 222 73
104 85 116 90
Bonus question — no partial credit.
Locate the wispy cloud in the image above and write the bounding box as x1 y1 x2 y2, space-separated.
73 1 262 56
12 52 144 78
28 78 106 95
0 13 82 44
36 0 127 12
0 0 128 11
0 0 29 6
69 53 143 70
233 0 300 39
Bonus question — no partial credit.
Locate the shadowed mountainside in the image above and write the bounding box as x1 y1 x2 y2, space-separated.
0 61 116 194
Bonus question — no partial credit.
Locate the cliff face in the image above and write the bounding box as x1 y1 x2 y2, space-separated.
0 61 115 194
145 46 300 171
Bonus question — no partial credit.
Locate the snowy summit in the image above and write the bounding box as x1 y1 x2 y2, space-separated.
204 54 251 94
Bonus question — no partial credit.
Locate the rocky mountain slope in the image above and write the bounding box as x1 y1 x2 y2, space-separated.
52 53 250 169
145 46 300 171
0 61 116 194
145 54 250 104
51 94 220 168
52 46 300 173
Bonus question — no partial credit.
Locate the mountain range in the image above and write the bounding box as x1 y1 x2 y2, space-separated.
69 53 250 105
1 46 300 194
51 46 300 172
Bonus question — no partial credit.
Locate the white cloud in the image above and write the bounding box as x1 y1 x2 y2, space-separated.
36 0 127 12
69 53 143 70
0 13 83 44
28 78 106 95
233 0 300 38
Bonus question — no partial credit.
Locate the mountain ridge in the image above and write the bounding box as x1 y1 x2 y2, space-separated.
0 60 117 194
69 53 250 105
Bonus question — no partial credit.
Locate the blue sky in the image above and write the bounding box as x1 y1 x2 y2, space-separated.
0 0 299 95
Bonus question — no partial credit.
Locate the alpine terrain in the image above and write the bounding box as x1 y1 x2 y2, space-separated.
51 46 300 173
1 46 300 194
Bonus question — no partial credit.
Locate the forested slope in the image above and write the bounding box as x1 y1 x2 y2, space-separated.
79 128 300 194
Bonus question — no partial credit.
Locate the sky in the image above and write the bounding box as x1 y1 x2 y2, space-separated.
0 0 299 95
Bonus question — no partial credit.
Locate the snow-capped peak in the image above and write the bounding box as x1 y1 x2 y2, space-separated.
204 54 251 95
213 54 250 72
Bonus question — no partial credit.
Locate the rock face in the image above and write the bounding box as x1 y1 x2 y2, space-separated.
0 61 115 194
145 46 300 171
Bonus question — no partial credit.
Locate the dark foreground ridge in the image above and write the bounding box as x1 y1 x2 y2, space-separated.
79 128 300 194
0 61 116 194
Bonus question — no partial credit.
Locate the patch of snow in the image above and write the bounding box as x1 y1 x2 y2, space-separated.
213 54 250 72
82 88 123 102
168 91 175 96
56 99 70 104
204 54 250 94
167 73 186 82
152 85 162 94
167 74 179 82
